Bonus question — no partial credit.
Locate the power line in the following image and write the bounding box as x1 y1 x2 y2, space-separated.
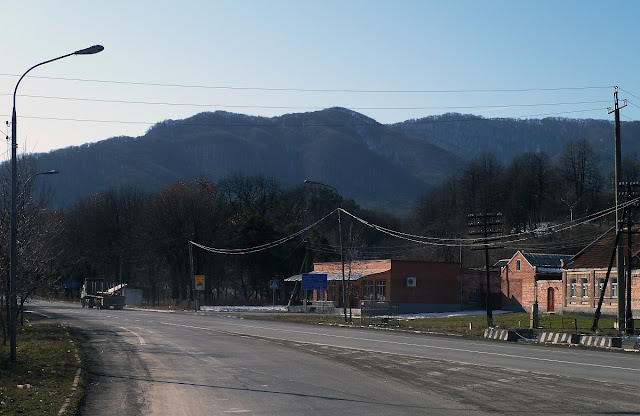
618 87 640 101
191 209 336 255
0 92 611 112
0 107 614 128
0 73 614 94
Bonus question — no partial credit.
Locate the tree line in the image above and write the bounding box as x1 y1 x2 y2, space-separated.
0 136 633 340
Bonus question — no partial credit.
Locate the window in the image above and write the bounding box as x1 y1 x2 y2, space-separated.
327 281 337 301
363 280 373 300
597 278 605 297
611 278 618 299
581 278 589 298
570 279 577 297
375 279 386 301
516 260 521 271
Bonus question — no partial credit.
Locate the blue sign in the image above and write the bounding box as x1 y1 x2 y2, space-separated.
269 280 280 290
301 273 328 291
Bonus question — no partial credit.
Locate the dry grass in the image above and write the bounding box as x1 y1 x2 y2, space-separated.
0 314 82 416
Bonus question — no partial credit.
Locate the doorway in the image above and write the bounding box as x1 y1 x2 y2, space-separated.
547 287 555 313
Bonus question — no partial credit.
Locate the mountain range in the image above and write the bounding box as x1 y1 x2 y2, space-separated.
33 107 640 214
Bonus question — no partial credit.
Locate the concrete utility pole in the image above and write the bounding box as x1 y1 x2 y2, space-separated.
609 86 627 334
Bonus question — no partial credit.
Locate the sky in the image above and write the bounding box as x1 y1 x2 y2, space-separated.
2 1 640 157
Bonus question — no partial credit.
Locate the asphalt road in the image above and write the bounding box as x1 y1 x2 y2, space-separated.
29 301 640 415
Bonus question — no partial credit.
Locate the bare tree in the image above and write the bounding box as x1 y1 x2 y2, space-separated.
557 138 601 215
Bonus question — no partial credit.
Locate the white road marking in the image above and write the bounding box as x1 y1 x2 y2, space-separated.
119 327 146 345
160 321 640 374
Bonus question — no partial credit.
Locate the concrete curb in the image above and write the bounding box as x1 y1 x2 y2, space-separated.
579 335 622 348
538 331 580 345
58 335 82 416
483 328 518 342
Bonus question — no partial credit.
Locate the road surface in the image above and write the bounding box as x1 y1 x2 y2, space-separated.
29 301 640 415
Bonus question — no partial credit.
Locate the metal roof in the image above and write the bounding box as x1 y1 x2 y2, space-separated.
285 268 390 282
520 252 573 268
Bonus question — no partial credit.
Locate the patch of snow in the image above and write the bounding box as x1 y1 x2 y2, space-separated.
400 310 512 319
200 305 288 313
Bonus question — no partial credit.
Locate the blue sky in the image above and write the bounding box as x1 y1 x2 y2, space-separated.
2 1 639 155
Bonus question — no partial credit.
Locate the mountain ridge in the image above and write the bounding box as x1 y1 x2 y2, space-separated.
32 108 640 214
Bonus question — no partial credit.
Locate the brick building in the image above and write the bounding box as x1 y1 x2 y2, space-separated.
501 251 573 313
563 227 640 315
286 259 500 313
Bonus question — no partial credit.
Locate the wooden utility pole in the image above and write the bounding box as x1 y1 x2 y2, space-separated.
469 213 503 327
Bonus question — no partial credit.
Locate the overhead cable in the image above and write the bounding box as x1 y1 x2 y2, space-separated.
191 209 335 255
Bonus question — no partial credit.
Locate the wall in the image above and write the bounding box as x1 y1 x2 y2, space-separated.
536 280 563 313
460 268 501 310
500 252 564 312
390 260 460 306
563 269 640 315
501 252 536 310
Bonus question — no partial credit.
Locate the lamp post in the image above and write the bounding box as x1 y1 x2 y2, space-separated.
9 45 103 362
304 180 348 322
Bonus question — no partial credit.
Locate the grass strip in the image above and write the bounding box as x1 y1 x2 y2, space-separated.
251 311 620 337
1 318 82 416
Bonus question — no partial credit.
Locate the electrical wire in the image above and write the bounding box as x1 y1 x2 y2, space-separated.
0 107 615 128
0 92 610 112
0 73 614 94
339 197 639 249
191 208 336 255
619 87 640 102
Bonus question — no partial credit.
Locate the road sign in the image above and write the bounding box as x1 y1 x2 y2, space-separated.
301 273 328 291
195 275 205 291
269 280 280 290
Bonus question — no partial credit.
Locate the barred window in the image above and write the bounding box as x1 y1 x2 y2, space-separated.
570 279 577 297
375 280 386 301
611 278 618 299
597 278 605 297
363 280 373 300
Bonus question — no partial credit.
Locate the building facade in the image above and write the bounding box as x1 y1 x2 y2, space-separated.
501 251 572 313
287 259 500 313
562 227 640 315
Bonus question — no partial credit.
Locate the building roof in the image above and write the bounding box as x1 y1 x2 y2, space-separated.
286 259 391 282
520 252 573 268
285 268 390 282
565 226 640 269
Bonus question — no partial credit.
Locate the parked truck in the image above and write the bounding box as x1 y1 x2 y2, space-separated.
81 278 126 310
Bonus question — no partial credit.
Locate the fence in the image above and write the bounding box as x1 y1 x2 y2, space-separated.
360 301 399 327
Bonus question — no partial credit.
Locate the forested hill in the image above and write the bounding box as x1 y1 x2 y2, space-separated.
32 108 640 214
34 108 464 213
390 113 640 169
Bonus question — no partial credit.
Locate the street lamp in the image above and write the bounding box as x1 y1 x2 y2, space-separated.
304 180 348 323
19 170 60 201
9 45 103 362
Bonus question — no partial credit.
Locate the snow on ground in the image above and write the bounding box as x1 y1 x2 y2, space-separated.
400 310 511 319
200 305 289 313
199 305 511 319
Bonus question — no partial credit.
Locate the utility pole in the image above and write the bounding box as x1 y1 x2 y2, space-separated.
609 86 627 334
189 239 197 311
623 182 638 334
469 213 503 327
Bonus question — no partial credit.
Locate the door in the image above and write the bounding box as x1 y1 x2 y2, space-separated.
547 287 555 313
